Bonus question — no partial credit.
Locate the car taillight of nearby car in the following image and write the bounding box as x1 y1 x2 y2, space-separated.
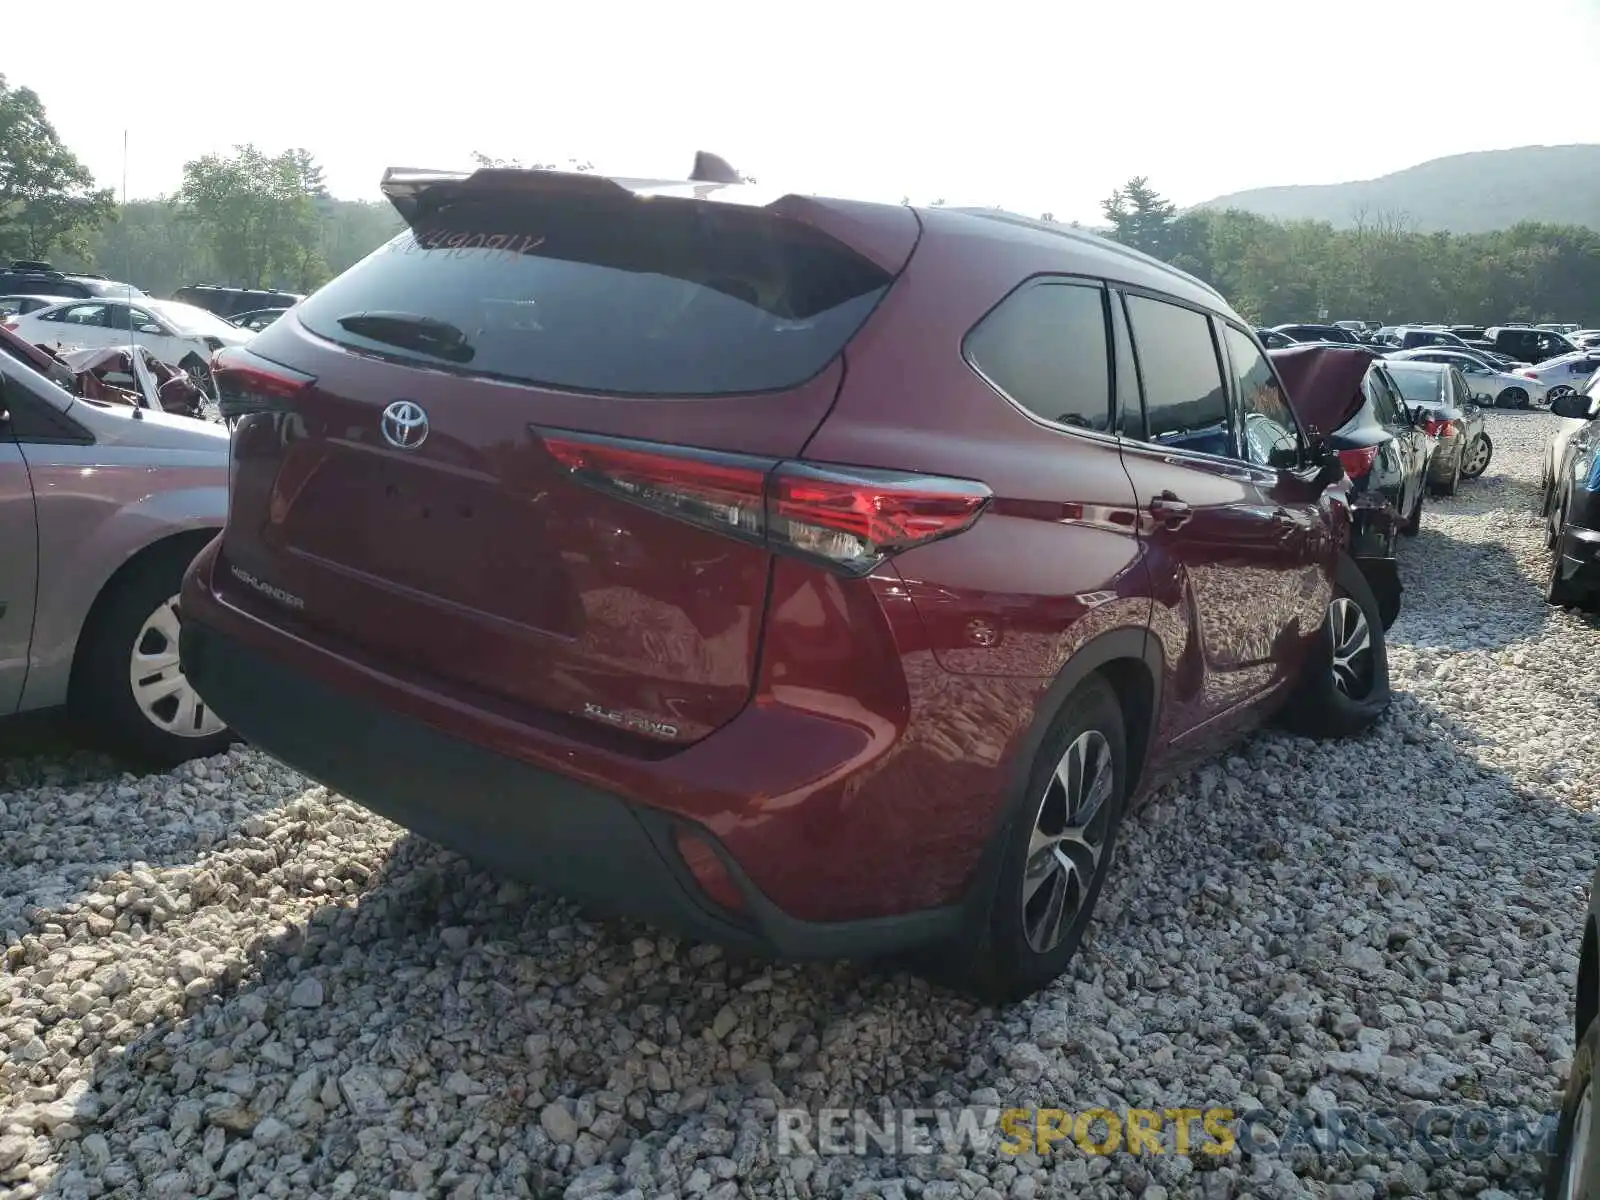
1423 417 1457 438
1338 445 1380 479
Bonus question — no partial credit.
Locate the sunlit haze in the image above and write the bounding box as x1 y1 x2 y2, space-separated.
5 0 1599 221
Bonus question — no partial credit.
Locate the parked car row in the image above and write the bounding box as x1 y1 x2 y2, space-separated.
1261 318 1594 368
0 278 301 396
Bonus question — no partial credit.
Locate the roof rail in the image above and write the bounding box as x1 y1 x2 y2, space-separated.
10 260 55 273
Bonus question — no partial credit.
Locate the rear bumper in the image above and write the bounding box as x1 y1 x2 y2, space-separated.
178 543 972 960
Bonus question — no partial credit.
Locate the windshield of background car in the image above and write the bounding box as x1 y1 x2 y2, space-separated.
144 300 243 337
295 194 894 396
1387 368 1446 405
77 279 147 298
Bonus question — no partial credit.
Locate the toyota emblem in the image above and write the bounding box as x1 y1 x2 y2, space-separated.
380 400 429 450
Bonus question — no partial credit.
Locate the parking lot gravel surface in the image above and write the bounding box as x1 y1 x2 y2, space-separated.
2 410 1596 1200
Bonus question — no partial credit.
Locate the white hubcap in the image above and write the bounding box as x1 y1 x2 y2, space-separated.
130 595 225 738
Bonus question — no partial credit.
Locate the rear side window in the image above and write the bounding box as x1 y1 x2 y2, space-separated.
964 280 1111 431
1124 295 1230 456
1365 369 1407 424
294 195 893 397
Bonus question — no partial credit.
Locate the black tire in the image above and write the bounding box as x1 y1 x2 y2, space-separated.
1429 451 1461 498
179 354 216 401
69 538 235 766
1278 554 1391 739
1497 387 1528 410
1545 1015 1598 1199
1460 432 1493 480
1401 488 1423 536
951 677 1128 1004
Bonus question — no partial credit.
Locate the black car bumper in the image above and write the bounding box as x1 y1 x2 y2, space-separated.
179 619 963 961
1553 522 1600 592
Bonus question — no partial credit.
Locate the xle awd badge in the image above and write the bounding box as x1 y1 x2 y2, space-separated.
381 400 429 450
584 703 679 739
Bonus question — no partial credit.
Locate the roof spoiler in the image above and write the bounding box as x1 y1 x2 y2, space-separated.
381 151 745 223
688 151 741 184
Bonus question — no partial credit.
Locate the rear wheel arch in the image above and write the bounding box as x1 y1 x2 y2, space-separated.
1007 628 1165 822
69 527 219 688
1579 918 1599 1048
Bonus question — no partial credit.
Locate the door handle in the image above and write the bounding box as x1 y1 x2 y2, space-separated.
1148 491 1191 526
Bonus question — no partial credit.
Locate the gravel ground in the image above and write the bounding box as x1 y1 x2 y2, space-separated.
3 410 1596 1200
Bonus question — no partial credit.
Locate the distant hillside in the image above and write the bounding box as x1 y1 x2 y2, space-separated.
1196 145 1600 234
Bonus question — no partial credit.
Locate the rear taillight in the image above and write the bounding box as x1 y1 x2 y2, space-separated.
1521 370 1539 379
1423 417 1457 437
211 345 314 421
1338 445 1379 479
1 320 16 332
537 428 992 575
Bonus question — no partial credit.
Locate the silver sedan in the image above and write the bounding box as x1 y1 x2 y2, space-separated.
1384 347 1548 409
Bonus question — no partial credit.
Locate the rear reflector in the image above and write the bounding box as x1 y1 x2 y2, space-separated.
1338 445 1379 480
673 829 747 914
537 427 991 575
211 345 315 421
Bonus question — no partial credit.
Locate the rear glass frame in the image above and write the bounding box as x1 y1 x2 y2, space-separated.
292 194 896 399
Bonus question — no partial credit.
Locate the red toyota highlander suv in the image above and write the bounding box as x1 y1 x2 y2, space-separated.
180 160 1390 1000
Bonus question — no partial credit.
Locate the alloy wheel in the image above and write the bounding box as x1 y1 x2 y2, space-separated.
130 594 226 738
1550 386 1574 403
1327 597 1375 699
1464 437 1491 477
1563 1079 1593 1200
1021 729 1114 954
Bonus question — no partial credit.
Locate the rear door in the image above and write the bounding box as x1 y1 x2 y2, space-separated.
34 301 116 353
1115 291 1309 746
216 177 918 745
1367 368 1426 513
0 377 39 712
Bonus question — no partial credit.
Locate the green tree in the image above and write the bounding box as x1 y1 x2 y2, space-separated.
1101 177 1178 259
0 75 114 261
177 144 328 290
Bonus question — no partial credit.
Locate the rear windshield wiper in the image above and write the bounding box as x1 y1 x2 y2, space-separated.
336 312 476 364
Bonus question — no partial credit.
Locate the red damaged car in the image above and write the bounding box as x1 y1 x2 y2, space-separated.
179 159 1391 999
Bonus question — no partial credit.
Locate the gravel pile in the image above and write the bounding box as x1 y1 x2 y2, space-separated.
3 410 1596 1199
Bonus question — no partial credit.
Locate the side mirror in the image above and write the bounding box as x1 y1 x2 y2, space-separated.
1311 444 1345 490
1551 391 1595 419
1294 431 1344 490
137 324 163 335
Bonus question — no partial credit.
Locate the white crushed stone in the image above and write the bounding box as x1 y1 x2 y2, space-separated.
1 410 1591 1199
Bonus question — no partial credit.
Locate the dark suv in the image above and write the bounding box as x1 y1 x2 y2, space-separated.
172 284 305 319
1486 325 1576 364
0 262 143 301
180 162 1392 1000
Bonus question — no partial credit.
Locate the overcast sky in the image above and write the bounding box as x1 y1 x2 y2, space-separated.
6 0 1598 222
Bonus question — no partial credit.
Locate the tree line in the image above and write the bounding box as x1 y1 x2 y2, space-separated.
3 74 1596 321
1097 177 1600 326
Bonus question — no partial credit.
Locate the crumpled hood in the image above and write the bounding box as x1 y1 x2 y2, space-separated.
1269 344 1379 435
